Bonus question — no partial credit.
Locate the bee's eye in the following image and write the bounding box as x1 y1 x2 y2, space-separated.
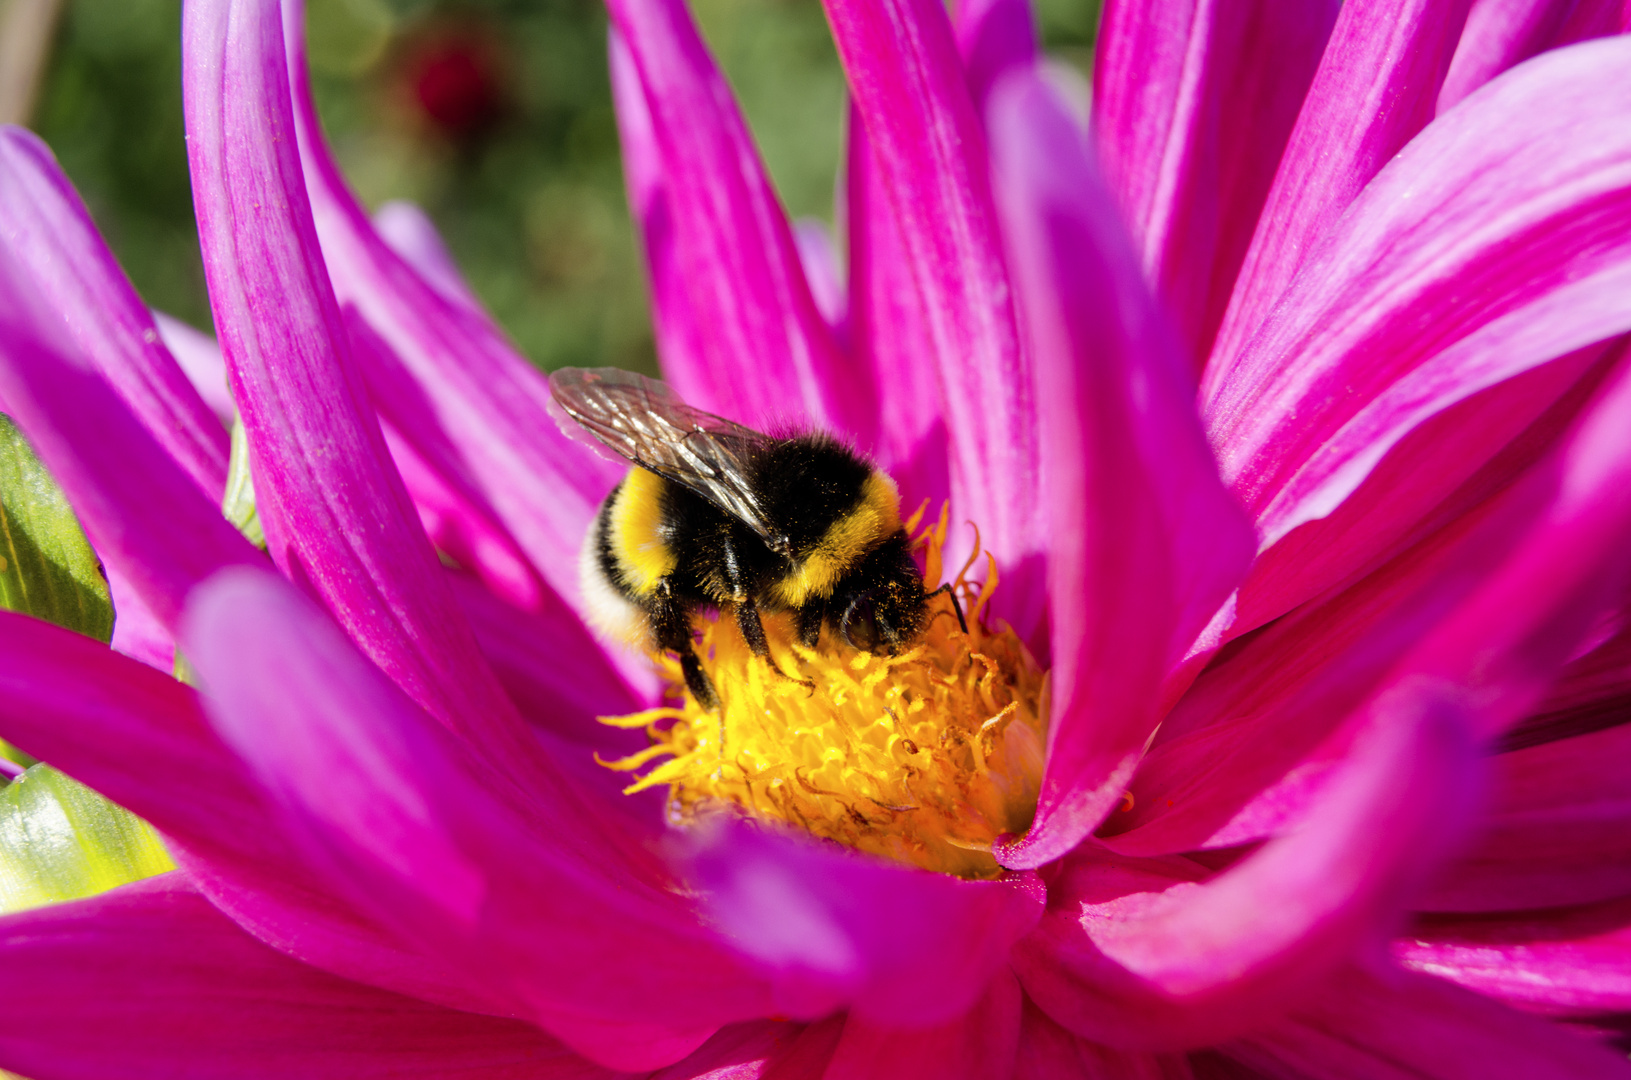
842 594 883 652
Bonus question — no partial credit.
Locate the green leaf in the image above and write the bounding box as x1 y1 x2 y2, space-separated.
0 765 174 915
0 415 114 642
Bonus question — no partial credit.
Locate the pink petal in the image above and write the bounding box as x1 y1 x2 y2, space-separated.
792 219 849 351
448 570 649 746
820 969 1022 1080
604 0 854 436
649 1020 805 1080
1015 695 1477 1049
1502 609 1631 751
1397 896 1631 1015
1421 720 1631 911
1092 0 1339 364
370 200 484 314
0 875 613 1080
1015 998 1193 1080
151 311 234 427
842 114 948 509
1438 0 1629 113
953 0 1038 112
0 128 230 498
986 72 1252 869
608 28 710 417
344 309 550 614
184 0 545 770
1209 0 1471 379
0 251 262 632
182 567 773 1071
182 568 489 934
279 3 624 620
1223 341 1617 654
822 0 1046 645
105 562 175 671
1225 964 1631 1079
1115 347 1631 855
681 819 1042 1028
0 608 504 1016
1204 37 1631 576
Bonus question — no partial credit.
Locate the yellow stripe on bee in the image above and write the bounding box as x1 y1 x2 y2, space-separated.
774 472 901 607
610 468 676 594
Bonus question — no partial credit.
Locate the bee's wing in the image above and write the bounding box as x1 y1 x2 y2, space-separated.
548 367 784 547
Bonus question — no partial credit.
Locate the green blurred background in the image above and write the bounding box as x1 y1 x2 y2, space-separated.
23 0 1097 375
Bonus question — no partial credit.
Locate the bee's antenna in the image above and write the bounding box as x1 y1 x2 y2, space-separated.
925 582 968 635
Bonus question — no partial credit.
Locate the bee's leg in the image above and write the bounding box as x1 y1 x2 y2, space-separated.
796 601 824 648
734 597 771 659
734 596 815 692
925 582 969 634
652 582 717 710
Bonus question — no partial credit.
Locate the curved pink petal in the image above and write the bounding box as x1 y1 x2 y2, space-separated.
681 819 1042 1028
1223 341 1617 652
0 608 506 1016
0 127 229 498
370 200 484 315
275 2 623 623
0 875 614 1080
1093 0 1338 364
1421 720 1631 911
1224 964 1631 1079
1205 37 1631 576
1114 345 1631 855
183 567 773 1071
1438 0 1629 113
0 250 262 632
1015 695 1478 1050
608 28 708 413
821 0 1046 646
987 72 1252 869
603 0 853 436
842 114 947 507
819 970 1021 1080
1397 897 1631 1015
184 0 547 774
152 310 234 427
344 309 550 613
1209 0 1471 378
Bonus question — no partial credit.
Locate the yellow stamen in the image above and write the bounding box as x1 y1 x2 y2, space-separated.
600 504 1049 879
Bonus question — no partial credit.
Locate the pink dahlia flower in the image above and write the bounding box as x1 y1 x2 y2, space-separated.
1 0 1630 1074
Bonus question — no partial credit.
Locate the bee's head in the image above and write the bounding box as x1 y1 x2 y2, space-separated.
836 538 926 653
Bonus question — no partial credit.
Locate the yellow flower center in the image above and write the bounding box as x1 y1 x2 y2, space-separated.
599 505 1049 878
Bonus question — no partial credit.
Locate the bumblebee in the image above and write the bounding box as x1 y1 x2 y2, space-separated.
549 367 962 709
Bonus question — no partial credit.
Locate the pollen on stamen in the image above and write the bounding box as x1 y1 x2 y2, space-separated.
597 504 1049 879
